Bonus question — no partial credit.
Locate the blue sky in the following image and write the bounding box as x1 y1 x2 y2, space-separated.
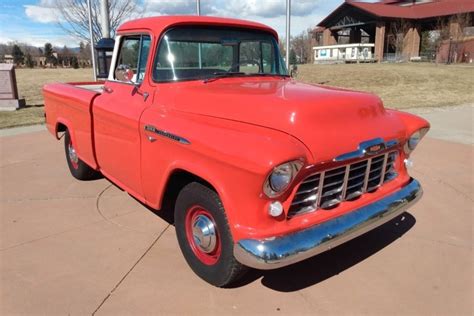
0 0 348 47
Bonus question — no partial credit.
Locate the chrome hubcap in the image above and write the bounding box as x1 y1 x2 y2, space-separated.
191 214 217 253
68 143 78 164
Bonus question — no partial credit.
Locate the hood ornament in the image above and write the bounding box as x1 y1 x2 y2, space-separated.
334 138 398 162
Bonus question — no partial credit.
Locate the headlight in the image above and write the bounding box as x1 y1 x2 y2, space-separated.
404 127 429 154
408 131 421 150
264 160 304 197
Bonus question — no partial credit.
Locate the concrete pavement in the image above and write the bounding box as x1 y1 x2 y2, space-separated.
0 108 472 315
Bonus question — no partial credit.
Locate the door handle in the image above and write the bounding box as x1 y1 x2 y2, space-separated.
103 86 113 94
147 135 157 142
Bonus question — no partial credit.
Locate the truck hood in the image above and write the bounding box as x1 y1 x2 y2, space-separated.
172 78 406 162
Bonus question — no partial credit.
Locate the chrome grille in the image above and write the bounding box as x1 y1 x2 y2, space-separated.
288 151 398 218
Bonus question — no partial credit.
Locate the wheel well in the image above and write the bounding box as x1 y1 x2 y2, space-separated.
56 122 67 139
160 169 215 222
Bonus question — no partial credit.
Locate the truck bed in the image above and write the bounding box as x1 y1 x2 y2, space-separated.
43 81 104 169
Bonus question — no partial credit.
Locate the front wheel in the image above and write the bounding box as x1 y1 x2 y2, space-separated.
174 182 248 287
64 130 101 180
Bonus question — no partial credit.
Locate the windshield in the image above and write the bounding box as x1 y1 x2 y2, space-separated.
153 26 288 82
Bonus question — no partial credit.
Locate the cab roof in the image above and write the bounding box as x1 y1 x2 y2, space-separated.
117 15 278 40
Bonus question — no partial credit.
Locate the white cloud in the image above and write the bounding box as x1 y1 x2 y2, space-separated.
24 0 61 24
214 0 321 18
0 28 76 47
20 0 328 43
144 0 214 15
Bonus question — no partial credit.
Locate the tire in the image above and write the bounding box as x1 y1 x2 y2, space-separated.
175 182 248 287
64 130 101 180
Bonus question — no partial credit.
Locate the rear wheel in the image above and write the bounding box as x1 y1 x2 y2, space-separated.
175 182 247 287
64 130 100 180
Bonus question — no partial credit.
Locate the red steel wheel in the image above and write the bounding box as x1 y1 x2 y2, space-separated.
67 137 79 170
175 182 248 287
185 206 222 265
63 130 101 180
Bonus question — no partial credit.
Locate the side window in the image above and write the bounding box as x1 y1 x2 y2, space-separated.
137 36 151 82
115 35 151 83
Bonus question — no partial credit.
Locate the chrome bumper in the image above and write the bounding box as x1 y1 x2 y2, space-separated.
234 178 422 270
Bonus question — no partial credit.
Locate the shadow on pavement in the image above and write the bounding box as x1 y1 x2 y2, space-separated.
136 193 416 292
232 212 416 291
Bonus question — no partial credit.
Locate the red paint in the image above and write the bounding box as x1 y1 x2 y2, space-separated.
185 206 222 265
43 16 430 244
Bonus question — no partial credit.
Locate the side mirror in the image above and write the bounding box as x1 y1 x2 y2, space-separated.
290 64 298 78
115 64 135 83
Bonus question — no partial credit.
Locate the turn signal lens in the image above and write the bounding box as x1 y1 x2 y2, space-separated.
268 201 284 217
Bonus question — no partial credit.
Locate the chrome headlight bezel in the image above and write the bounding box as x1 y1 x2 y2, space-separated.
263 160 304 198
404 127 429 154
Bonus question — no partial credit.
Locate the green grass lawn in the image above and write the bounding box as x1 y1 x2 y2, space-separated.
0 68 93 129
298 63 474 109
1 64 473 129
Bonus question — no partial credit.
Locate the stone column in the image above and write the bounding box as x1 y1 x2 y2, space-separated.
322 29 337 46
449 21 462 39
403 24 421 59
374 22 386 62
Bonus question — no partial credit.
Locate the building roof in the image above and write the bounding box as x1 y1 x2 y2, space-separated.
318 0 474 26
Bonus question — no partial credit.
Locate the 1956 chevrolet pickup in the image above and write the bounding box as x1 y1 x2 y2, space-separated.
43 16 429 287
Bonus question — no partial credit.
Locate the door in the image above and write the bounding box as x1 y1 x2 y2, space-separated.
93 34 152 198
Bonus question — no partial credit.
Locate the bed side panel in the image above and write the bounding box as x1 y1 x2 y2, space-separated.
43 83 100 169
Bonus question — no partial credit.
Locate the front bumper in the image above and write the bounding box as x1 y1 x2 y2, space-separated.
234 178 422 270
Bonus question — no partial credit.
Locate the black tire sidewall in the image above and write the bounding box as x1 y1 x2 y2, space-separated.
175 182 242 287
64 130 99 180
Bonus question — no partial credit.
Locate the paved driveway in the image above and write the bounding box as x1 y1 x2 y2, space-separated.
0 107 472 315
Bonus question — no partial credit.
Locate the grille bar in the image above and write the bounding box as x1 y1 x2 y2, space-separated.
287 151 398 218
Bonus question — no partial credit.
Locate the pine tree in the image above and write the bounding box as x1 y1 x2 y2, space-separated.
12 44 24 65
289 48 297 65
72 56 79 69
44 42 57 66
25 53 34 68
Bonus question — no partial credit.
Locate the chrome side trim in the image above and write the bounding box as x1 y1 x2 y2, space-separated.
234 178 422 270
144 125 190 145
334 138 398 162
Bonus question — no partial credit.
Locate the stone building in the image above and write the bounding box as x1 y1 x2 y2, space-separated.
313 0 474 62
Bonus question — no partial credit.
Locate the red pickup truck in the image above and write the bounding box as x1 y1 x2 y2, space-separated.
44 16 429 287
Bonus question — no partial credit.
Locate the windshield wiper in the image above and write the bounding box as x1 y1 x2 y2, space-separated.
204 72 289 83
203 72 246 83
245 73 290 78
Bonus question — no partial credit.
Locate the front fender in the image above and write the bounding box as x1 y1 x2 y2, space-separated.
140 109 311 241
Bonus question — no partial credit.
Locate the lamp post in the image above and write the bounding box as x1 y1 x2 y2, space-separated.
95 0 115 79
286 0 291 70
196 0 202 69
87 0 97 81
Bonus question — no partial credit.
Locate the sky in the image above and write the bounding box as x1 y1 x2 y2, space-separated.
0 0 351 47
